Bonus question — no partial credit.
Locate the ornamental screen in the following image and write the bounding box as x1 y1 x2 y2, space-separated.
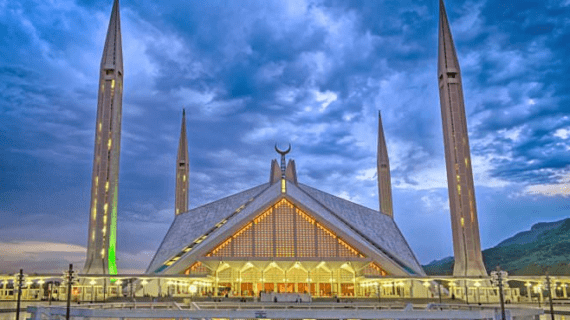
206 199 365 258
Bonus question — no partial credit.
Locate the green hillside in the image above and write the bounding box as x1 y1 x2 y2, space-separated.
423 218 570 275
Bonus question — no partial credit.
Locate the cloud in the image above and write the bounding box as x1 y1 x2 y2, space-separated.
524 173 570 197
2 0 570 270
0 241 153 274
0 241 86 273
554 128 570 140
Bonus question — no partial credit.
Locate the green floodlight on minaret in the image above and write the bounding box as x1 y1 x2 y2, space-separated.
83 0 123 276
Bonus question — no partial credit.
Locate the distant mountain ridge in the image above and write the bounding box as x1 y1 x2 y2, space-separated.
423 217 570 275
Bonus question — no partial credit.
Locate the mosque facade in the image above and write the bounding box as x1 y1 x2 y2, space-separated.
79 0 488 299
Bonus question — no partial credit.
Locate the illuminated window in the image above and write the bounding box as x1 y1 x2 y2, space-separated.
108 139 112 150
281 179 286 193
206 199 364 259
111 80 115 89
296 209 316 257
317 224 337 257
339 239 359 257
275 201 295 257
183 175 186 182
254 209 273 257
461 217 465 227
233 223 253 257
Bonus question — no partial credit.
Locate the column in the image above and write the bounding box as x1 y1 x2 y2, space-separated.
526 284 531 301
330 270 334 297
307 270 310 295
214 270 219 296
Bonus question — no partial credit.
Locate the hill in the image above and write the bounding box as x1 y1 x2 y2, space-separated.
423 218 570 275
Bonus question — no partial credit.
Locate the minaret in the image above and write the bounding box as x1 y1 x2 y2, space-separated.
83 0 123 275
437 0 487 277
377 111 394 218
175 109 190 215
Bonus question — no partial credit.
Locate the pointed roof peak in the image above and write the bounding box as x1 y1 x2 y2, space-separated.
101 0 123 72
377 111 388 162
377 110 386 139
438 0 460 74
177 108 188 161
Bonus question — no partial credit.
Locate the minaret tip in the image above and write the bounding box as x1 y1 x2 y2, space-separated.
101 0 123 72
377 110 393 218
175 109 190 215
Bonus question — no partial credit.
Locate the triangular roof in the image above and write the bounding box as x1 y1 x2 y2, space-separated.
147 180 424 276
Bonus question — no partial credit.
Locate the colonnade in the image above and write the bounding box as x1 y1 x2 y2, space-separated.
1 274 568 302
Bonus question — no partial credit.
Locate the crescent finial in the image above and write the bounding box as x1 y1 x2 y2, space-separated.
275 143 291 155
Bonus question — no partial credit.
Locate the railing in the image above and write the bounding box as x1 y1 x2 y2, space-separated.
26 301 544 320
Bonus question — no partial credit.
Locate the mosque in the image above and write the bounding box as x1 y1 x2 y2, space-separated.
78 0 489 299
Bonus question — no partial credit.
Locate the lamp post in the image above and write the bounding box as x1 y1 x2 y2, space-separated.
491 266 507 320
63 264 75 320
15 269 24 320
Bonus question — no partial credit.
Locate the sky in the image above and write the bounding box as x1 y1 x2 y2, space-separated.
1 0 569 274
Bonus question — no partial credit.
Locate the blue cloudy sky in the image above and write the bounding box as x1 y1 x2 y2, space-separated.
1 0 569 273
